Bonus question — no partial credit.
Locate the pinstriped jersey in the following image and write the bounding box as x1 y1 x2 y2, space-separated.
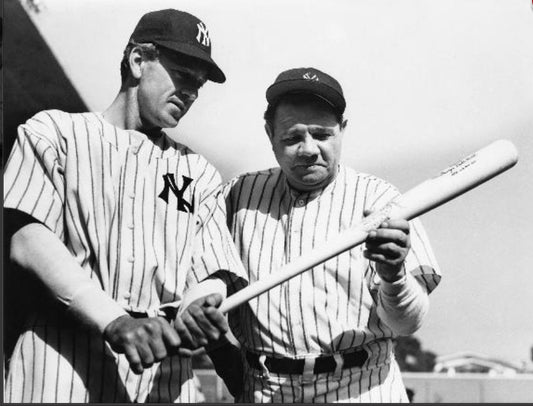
3 110 246 402
225 165 441 359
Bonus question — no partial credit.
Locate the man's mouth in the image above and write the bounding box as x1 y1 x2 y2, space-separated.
169 97 185 111
295 163 324 169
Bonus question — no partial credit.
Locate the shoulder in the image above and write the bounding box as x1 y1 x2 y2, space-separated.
161 136 220 177
339 165 401 209
342 165 399 193
19 110 92 152
24 109 89 130
170 142 227 192
226 167 281 191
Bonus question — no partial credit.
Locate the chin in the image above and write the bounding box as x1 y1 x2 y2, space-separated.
300 171 328 184
161 115 180 128
292 176 326 191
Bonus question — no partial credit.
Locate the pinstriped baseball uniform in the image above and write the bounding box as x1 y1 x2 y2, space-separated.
3 109 246 402
224 165 441 403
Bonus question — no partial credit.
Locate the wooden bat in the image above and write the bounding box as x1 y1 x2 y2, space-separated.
218 139 518 314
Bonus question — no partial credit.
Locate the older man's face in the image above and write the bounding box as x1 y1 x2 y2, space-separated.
268 98 346 193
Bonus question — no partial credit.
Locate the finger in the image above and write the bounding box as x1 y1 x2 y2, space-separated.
177 347 194 357
123 345 144 375
174 316 195 348
136 342 156 369
204 306 229 336
146 333 168 363
380 219 410 234
158 318 182 351
367 229 410 248
366 240 406 257
363 250 388 264
182 308 209 346
188 305 223 341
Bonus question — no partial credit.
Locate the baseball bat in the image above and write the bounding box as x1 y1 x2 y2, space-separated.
218 139 518 314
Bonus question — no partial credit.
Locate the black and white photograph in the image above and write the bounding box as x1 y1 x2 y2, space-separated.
2 0 533 403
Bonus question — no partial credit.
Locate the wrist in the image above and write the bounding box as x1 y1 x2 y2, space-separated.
380 271 420 297
378 263 406 283
68 285 128 334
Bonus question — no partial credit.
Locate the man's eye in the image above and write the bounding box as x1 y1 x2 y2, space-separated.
282 137 300 145
312 132 330 140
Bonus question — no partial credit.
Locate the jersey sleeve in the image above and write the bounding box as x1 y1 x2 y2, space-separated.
3 111 66 237
186 163 248 294
366 176 442 294
404 217 442 293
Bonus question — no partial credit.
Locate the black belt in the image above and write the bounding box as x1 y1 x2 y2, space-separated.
246 349 368 375
127 308 177 322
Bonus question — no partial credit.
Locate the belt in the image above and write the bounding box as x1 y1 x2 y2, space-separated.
127 307 177 322
246 349 368 375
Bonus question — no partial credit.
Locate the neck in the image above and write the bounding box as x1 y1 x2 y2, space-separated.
102 85 160 134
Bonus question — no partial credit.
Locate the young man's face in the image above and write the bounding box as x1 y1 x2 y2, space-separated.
268 97 346 193
137 49 208 129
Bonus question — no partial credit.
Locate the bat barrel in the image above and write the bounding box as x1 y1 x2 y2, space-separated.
391 139 518 220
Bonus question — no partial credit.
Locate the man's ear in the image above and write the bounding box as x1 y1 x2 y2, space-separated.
340 118 348 132
264 122 274 140
128 47 144 80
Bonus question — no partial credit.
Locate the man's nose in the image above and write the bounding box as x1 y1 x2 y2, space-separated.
179 87 198 102
299 135 320 157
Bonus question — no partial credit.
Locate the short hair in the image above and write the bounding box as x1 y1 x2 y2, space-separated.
119 41 160 83
264 93 344 132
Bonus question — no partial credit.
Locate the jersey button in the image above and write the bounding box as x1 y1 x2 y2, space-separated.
129 193 135 199
296 199 305 207
127 256 135 263
127 223 134 229
123 292 131 300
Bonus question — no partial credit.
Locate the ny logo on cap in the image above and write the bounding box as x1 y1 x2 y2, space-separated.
196 22 211 47
303 72 319 81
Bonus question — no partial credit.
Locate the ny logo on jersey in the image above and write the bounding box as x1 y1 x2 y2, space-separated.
158 174 195 213
196 22 211 47
303 72 319 81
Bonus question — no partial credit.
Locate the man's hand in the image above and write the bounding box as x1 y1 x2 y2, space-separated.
103 315 182 374
175 293 228 349
363 210 411 283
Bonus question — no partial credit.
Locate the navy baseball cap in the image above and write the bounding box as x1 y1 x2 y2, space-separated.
130 9 226 83
266 67 346 114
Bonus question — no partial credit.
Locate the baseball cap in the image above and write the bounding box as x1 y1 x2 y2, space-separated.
266 67 346 114
130 9 226 83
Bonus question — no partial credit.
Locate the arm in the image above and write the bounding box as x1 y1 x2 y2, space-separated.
10 222 182 374
176 172 248 347
175 177 246 396
364 216 429 335
376 272 429 336
4 114 182 374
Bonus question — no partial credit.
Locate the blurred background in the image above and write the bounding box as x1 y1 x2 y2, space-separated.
2 0 533 402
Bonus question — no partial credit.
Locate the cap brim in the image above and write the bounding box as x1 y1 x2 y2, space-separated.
266 80 345 113
155 40 226 83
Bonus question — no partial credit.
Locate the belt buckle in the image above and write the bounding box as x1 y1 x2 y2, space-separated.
301 357 315 383
258 354 271 379
333 353 343 379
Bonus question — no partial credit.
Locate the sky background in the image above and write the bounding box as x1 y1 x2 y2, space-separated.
18 0 533 365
